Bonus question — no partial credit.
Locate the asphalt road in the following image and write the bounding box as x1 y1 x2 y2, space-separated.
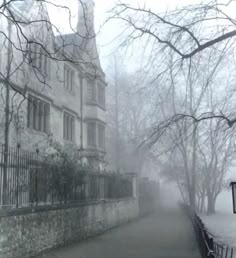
38 208 201 258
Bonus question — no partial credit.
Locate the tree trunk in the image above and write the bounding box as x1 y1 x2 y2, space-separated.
189 188 196 210
189 126 197 211
200 195 206 213
207 193 216 214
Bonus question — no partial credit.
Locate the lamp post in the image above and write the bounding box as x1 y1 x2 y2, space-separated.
230 182 236 213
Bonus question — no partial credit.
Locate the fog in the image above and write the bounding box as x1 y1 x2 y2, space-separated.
1 0 236 257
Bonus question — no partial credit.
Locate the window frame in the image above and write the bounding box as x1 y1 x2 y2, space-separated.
97 123 105 149
87 80 106 109
64 64 74 92
27 94 50 134
63 112 75 142
87 80 96 103
87 121 96 148
29 43 49 77
87 121 106 150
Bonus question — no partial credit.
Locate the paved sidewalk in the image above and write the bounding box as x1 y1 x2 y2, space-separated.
39 208 200 258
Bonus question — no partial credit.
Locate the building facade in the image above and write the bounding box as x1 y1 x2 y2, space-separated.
0 0 106 167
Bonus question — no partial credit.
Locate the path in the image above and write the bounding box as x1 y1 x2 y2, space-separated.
38 207 200 258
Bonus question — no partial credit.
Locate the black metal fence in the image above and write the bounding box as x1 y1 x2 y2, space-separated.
182 204 235 258
0 144 133 210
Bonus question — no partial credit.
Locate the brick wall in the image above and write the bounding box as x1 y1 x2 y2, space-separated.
0 198 139 258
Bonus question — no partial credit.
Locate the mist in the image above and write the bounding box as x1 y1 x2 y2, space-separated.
0 0 236 257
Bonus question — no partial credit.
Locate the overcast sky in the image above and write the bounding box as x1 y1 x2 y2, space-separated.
48 0 235 72
94 0 194 71
47 0 189 71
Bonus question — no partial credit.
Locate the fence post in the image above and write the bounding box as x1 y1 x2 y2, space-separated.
225 246 228 258
84 174 89 200
16 143 20 208
35 148 39 206
2 144 8 208
51 166 54 205
208 238 214 258
103 175 107 199
99 174 105 200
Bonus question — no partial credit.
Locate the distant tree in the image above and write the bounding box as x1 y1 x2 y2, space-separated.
141 45 236 211
106 59 157 175
197 119 236 214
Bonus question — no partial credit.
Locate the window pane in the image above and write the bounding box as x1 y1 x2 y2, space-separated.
98 124 105 149
40 48 43 70
63 113 66 139
72 118 75 141
70 116 73 141
44 104 50 133
44 54 47 76
87 81 96 102
63 112 75 141
64 66 74 91
64 114 68 139
27 95 33 128
87 122 96 147
70 71 73 91
67 115 70 140
38 101 44 131
30 43 37 66
37 46 41 69
67 69 70 89
27 94 50 133
47 58 50 79
34 44 38 67
64 66 67 88
33 99 38 130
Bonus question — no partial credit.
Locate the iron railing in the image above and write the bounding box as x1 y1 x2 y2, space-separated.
0 144 133 210
182 204 235 258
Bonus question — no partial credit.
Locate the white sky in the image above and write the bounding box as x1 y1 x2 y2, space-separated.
47 0 186 71
94 0 199 71
47 0 236 71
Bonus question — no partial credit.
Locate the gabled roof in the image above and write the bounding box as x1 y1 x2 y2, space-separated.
54 0 104 77
55 32 103 75
55 33 83 57
9 0 104 78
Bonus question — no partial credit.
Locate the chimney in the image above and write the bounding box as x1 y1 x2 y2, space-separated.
77 0 95 37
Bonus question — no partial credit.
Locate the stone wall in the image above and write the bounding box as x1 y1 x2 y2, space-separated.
0 198 139 258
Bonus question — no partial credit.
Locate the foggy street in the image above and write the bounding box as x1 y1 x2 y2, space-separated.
38 207 200 258
1 0 236 257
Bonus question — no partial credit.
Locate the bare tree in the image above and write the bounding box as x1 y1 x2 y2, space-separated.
197 119 236 214
107 0 236 126
143 43 236 210
106 64 157 175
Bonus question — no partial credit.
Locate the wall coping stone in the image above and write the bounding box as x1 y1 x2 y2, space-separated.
0 197 136 217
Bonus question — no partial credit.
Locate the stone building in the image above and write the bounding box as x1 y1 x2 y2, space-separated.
0 0 106 167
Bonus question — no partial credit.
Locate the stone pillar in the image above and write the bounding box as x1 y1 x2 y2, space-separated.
127 173 138 198
99 175 105 200
132 174 138 198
